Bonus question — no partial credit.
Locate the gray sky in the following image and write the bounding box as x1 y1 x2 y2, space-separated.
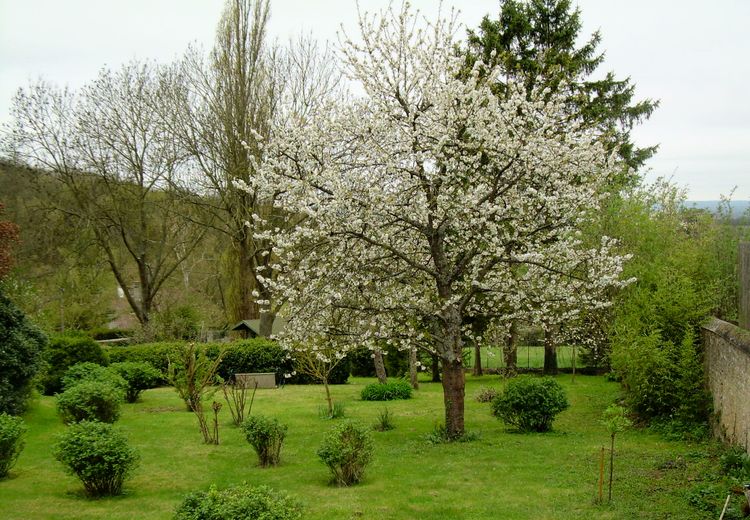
1 0 747 200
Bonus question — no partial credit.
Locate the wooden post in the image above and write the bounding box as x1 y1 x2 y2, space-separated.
599 446 604 504
740 242 750 330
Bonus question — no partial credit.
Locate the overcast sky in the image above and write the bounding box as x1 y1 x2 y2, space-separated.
1 0 747 200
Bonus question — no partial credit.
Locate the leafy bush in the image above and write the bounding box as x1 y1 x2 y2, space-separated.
61 362 127 392
54 421 138 497
474 386 499 403
491 376 569 432
174 484 301 520
41 335 108 395
319 402 346 420
317 421 373 486
87 327 131 341
360 380 412 401
425 422 480 444
106 341 182 377
109 362 161 402
241 415 287 467
56 380 124 424
0 413 25 478
0 293 46 414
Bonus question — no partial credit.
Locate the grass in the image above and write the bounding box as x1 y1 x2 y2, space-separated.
0 375 737 519
464 345 579 370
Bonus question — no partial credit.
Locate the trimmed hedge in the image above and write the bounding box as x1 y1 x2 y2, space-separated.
106 340 350 386
41 335 109 395
0 293 47 414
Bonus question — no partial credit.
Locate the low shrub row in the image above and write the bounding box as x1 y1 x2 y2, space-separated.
105 340 350 386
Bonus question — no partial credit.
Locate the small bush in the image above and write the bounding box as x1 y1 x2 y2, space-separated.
56 380 124 424
317 421 373 486
109 362 162 402
0 413 25 478
241 415 287 467
474 386 499 403
424 423 480 444
373 408 395 432
490 376 569 432
61 362 127 392
41 335 108 395
174 483 301 520
360 380 412 401
54 421 138 497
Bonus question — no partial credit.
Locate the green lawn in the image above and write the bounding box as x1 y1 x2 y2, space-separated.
465 345 579 370
0 375 732 519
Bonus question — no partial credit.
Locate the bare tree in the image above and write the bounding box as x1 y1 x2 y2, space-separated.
8 62 205 328
173 0 341 335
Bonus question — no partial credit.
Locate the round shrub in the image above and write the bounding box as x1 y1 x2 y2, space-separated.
61 362 127 392
491 376 569 432
0 293 46 415
0 413 25 478
56 380 124 424
241 415 287 467
108 362 162 402
41 335 108 395
317 421 373 486
54 421 138 497
360 380 412 401
174 483 301 520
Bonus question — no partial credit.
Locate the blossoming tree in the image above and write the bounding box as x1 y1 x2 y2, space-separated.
252 4 632 439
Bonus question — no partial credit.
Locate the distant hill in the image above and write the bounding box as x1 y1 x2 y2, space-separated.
685 200 750 215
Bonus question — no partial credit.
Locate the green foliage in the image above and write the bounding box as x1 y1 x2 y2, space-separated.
373 408 395 432
41 334 108 395
349 345 408 377
0 413 25 478
174 484 302 520
601 405 632 435
109 362 161 402
474 386 500 403
147 305 201 341
317 421 373 486
61 362 127 392
54 421 138 497
607 184 718 425
106 341 182 377
87 327 131 341
241 415 287 467
719 445 750 480
55 380 124 424
491 376 569 432
0 291 47 414
425 423 480 444
167 343 223 413
360 380 412 401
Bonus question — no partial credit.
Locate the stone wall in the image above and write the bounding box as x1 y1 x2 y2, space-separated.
703 318 750 454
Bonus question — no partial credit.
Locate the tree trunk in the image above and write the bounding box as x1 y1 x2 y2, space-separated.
431 354 441 382
409 346 419 390
323 376 332 416
543 326 558 376
472 342 483 376
373 348 387 384
441 359 465 439
503 321 518 374
258 310 275 337
236 238 255 321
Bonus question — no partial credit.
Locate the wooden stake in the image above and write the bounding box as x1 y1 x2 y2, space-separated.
719 493 731 520
608 433 615 502
599 446 604 504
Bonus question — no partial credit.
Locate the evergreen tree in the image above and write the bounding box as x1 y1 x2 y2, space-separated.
466 0 658 181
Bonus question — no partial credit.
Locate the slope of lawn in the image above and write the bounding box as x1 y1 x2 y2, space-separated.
0 375 731 519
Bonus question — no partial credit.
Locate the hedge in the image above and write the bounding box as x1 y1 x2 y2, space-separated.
105 340 349 385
